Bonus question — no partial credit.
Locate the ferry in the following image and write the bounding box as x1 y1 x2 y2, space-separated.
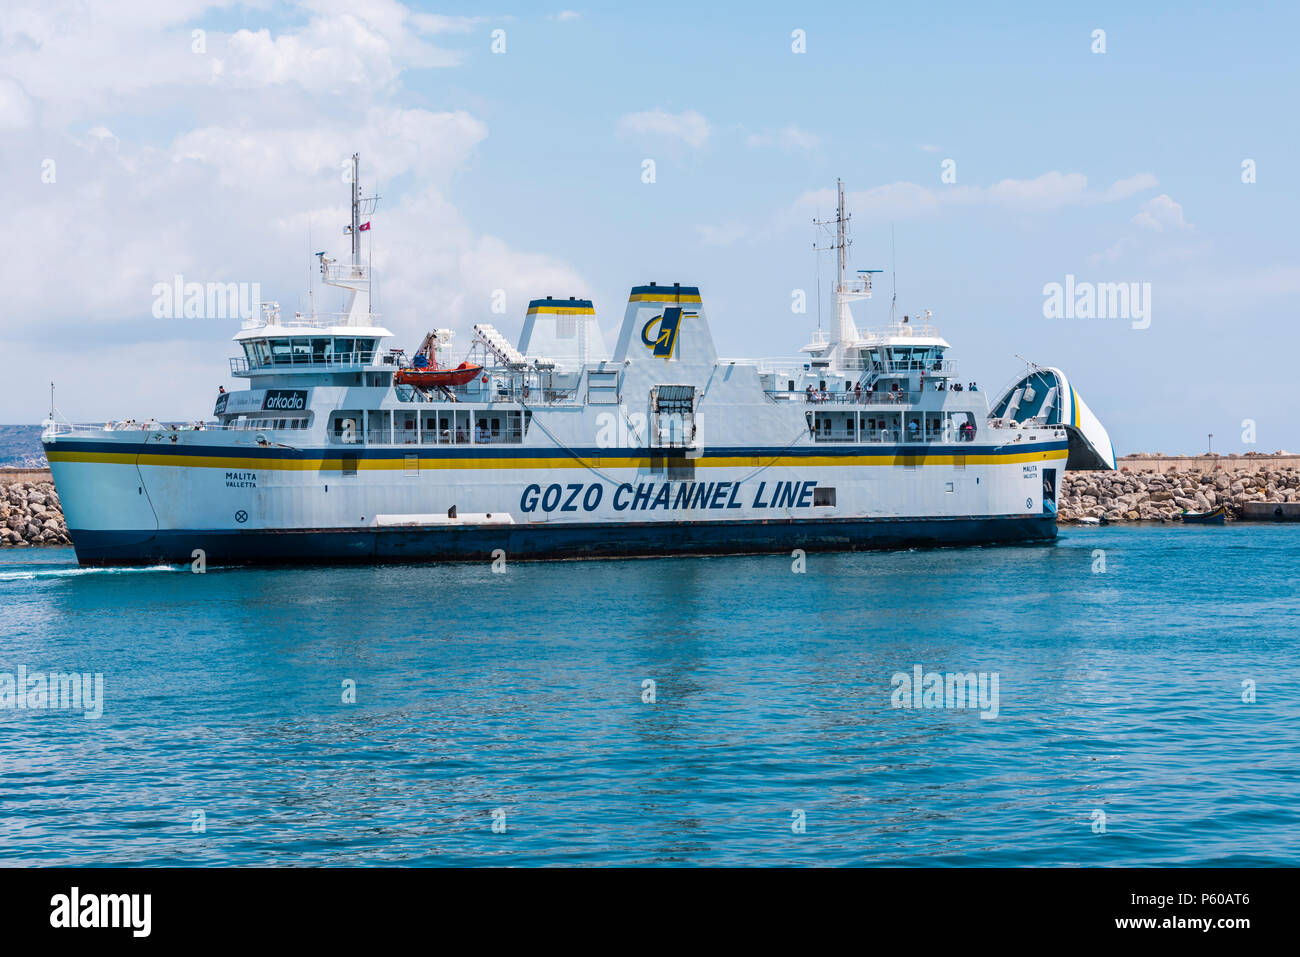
42 163 1115 566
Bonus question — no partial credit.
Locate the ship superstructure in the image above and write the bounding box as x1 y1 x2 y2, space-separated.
43 167 1115 566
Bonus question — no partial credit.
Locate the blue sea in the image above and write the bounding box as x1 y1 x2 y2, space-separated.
1 525 1297 866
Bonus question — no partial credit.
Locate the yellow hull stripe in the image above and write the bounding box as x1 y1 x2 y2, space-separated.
525 306 595 316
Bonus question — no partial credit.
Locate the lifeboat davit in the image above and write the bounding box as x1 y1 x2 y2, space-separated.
395 361 484 388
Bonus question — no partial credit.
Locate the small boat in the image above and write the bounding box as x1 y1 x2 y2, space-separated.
395 362 483 388
1180 504 1226 525
394 329 484 388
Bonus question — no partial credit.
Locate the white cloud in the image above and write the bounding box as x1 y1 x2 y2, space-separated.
745 125 821 152
1132 193 1191 232
549 10 581 21
0 0 474 122
918 144 942 153
791 171 1159 222
1104 172 1159 201
224 1 470 93
694 223 749 246
1089 194 1197 264
0 0 588 420
0 76 34 131
616 108 710 149
410 13 491 34
1088 236 1138 265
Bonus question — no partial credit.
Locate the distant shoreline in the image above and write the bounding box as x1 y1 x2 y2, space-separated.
1119 452 1299 472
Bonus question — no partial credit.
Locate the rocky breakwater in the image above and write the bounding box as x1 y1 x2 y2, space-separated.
1 478 70 546
1059 461 1300 523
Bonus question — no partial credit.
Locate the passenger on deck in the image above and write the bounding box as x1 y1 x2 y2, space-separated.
854 382 862 402
806 384 815 402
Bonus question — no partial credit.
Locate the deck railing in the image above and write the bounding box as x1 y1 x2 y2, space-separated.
810 428 979 444
768 390 921 405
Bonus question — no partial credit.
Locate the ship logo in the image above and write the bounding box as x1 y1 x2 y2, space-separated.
641 307 697 359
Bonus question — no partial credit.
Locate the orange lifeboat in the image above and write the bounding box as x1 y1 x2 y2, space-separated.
395 361 484 388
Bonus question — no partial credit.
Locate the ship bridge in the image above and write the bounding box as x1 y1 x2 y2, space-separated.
229 302 393 376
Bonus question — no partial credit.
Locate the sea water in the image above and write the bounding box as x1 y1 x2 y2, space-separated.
1 525 1296 866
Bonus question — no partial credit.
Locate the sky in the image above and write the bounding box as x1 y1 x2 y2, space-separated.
2 0 1297 454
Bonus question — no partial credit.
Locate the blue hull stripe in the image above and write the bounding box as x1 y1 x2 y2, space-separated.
70 515 1057 566
47 439 1066 461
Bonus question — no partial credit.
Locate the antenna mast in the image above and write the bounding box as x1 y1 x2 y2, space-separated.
813 178 852 301
811 179 870 361
890 224 897 322
350 153 360 268
348 153 382 270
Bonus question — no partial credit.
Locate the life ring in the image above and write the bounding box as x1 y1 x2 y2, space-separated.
481 374 488 384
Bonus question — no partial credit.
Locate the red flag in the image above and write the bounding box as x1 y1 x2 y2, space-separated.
359 221 371 232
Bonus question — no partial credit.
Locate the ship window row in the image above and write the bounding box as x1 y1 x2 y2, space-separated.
807 411 977 443
241 337 378 368
227 415 311 430
329 409 530 445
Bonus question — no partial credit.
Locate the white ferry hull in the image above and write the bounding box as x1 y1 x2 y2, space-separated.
42 176 1110 566
46 434 1068 566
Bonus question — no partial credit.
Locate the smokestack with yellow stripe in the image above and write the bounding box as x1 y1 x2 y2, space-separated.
519 296 609 369
612 282 717 368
